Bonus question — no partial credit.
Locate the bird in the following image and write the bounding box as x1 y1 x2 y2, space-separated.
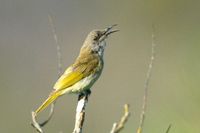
34 25 118 116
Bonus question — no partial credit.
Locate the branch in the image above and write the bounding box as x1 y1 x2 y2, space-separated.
72 93 89 133
110 104 130 133
31 112 43 133
165 124 172 133
48 14 63 76
31 103 55 133
137 25 156 133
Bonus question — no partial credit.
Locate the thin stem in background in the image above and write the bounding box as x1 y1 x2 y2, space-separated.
165 124 172 133
48 14 63 76
31 14 63 132
137 25 156 133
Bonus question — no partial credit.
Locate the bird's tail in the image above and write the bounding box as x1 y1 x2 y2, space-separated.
34 91 61 116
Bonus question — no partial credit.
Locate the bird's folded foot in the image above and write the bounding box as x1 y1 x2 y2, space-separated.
78 90 91 101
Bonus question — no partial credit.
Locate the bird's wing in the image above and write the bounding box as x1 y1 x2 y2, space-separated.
54 54 99 91
53 67 84 91
34 54 100 115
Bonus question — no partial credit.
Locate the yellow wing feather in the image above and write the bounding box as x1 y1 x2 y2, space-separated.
54 67 84 91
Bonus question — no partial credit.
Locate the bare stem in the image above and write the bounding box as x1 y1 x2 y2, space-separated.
36 14 63 127
72 94 89 133
48 14 63 76
39 103 55 127
31 112 43 133
110 104 130 133
31 103 55 133
137 25 156 133
165 124 172 133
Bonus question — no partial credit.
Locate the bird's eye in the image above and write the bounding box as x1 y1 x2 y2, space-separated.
94 35 99 41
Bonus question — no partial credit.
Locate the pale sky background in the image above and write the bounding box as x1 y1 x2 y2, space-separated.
0 0 200 133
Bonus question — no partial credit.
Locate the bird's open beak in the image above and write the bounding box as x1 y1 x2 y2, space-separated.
99 24 119 42
103 24 119 36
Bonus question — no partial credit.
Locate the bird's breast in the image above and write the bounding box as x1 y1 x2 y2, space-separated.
69 59 103 94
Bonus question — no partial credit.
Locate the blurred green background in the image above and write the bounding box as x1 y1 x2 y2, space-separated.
0 0 199 132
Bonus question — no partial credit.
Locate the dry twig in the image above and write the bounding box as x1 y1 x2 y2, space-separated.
31 112 43 133
137 25 156 133
48 14 63 76
110 104 130 133
31 102 55 133
73 93 89 133
165 124 172 133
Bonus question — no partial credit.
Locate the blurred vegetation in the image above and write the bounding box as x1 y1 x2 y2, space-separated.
0 0 199 133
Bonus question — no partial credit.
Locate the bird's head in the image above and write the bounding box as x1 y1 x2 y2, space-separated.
81 24 119 56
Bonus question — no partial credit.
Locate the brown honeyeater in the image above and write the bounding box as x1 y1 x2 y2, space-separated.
34 25 118 116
